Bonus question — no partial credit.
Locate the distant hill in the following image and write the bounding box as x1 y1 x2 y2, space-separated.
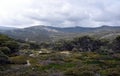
0 26 17 31
0 25 120 43
45 25 120 33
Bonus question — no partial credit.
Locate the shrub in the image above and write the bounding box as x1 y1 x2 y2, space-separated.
2 41 20 53
64 68 94 76
112 36 120 53
10 56 27 64
0 47 10 55
0 51 9 64
100 68 120 76
64 65 101 76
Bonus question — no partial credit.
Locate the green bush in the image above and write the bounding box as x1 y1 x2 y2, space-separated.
0 51 9 64
112 36 120 53
0 47 10 55
2 41 19 53
64 65 101 76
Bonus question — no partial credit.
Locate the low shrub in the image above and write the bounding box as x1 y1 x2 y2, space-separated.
10 56 27 64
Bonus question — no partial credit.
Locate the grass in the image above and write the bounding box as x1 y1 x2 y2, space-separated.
10 55 28 64
1 51 120 76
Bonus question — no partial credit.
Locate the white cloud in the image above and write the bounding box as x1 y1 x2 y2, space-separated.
0 0 120 28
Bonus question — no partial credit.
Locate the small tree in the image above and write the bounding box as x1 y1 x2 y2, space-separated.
112 36 120 53
0 47 10 55
53 40 74 51
0 51 9 64
29 42 40 50
20 43 30 50
2 41 20 53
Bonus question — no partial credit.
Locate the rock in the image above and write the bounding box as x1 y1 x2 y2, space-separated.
29 54 35 57
60 51 70 55
26 60 31 66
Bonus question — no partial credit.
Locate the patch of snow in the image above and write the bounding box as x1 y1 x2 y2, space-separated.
43 28 59 33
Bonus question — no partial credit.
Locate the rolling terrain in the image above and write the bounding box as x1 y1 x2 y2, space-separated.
0 25 120 43
0 26 120 76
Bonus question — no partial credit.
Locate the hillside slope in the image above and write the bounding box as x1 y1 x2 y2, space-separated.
0 25 120 43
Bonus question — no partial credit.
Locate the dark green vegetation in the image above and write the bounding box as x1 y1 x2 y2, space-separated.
0 33 120 76
0 34 19 64
0 34 40 64
46 36 120 54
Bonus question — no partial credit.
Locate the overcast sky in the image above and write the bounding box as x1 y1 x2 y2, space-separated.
0 0 120 28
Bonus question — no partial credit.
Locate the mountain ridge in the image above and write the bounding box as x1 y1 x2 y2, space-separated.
0 25 120 43
0 26 17 31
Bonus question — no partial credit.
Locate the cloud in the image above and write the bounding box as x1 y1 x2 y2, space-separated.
0 0 120 28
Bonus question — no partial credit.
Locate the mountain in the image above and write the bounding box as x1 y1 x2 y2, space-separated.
46 25 120 33
0 26 17 31
0 25 120 43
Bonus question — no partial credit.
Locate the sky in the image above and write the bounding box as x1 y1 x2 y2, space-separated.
0 0 120 28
